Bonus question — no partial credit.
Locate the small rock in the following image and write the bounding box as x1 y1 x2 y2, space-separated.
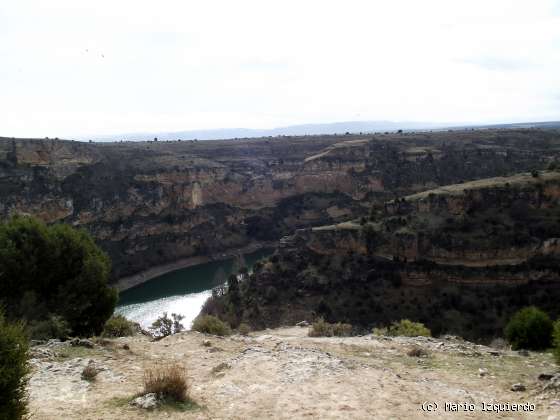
122 344 130 350
479 368 488 377
511 383 526 392
544 374 560 391
296 321 310 327
130 393 159 410
538 373 554 381
70 338 94 348
202 340 212 347
212 362 231 374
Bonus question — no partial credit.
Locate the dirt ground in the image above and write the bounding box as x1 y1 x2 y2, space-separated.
28 327 560 419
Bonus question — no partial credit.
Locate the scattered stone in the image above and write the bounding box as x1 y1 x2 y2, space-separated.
202 340 212 347
130 393 159 410
511 383 526 392
539 373 554 381
544 374 560 391
478 368 488 377
296 321 310 327
70 338 94 348
122 344 130 350
212 362 231 374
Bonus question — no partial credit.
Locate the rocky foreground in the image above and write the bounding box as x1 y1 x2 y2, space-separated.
28 327 560 419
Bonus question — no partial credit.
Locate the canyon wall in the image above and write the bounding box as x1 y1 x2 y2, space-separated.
1 129 559 280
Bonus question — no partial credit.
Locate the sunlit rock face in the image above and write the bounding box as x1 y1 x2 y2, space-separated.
1 129 559 279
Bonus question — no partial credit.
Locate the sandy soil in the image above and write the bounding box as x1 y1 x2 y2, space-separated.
28 327 560 419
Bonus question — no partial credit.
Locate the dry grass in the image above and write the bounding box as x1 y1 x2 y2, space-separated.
143 363 189 402
81 364 99 381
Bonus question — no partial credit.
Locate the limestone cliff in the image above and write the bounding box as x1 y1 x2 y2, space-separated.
203 170 560 339
1 128 559 280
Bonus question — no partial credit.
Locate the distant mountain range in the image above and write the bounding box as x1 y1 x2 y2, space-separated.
78 120 560 142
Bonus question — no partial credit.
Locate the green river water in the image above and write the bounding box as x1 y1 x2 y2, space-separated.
115 248 273 329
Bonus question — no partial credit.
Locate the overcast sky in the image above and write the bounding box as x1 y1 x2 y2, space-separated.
1 0 559 138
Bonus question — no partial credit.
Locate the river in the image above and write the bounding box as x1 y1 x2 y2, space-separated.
115 248 273 329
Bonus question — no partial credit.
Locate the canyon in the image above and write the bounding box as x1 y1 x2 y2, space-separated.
1 128 559 285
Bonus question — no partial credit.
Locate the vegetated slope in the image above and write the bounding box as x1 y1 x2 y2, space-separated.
27 327 560 419
1 128 560 280
203 171 560 340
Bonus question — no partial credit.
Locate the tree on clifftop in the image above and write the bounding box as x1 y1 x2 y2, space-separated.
0 216 117 337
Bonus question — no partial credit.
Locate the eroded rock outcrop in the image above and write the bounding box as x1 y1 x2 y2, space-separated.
2 129 560 280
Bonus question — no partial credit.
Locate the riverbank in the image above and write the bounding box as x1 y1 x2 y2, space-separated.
115 241 276 291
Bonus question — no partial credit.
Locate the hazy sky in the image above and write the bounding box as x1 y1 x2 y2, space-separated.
1 0 559 137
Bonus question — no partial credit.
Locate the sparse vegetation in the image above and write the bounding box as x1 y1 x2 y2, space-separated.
0 310 29 420
407 346 429 357
102 315 136 338
505 306 553 350
143 363 189 403
308 318 352 337
81 364 99 381
191 315 231 336
150 313 185 338
374 319 431 337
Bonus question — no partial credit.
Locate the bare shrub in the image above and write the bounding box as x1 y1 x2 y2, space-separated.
143 363 189 402
407 346 429 357
81 363 99 381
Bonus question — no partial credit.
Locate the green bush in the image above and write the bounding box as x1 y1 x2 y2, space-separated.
27 315 71 341
191 315 231 336
505 306 553 350
150 313 185 338
0 311 29 420
238 323 251 336
102 315 136 338
552 320 560 364
373 319 431 337
308 318 352 337
0 216 117 337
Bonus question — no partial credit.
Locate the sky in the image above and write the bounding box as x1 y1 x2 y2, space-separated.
1 0 559 138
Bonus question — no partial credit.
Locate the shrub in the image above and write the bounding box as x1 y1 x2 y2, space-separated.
0 311 29 420
27 315 70 341
552 320 560 364
0 216 117 337
191 315 231 336
505 307 553 350
81 364 99 381
308 318 353 337
150 313 185 338
143 363 189 402
407 346 429 357
238 323 251 336
102 315 136 337
373 319 431 337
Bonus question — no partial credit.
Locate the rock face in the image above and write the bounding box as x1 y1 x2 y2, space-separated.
204 171 560 339
2 129 560 280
